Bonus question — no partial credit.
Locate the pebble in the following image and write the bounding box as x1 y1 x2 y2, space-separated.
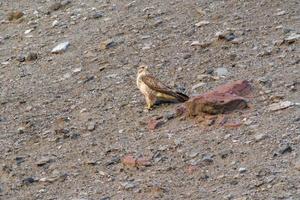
238 167 247 173
99 39 115 50
294 159 300 171
87 121 96 131
284 33 300 43
121 181 136 190
215 67 229 76
91 12 104 19
278 144 292 154
191 41 201 46
52 20 59 27
268 101 296 111
254 133 267 142
195 20 210 27
26 52 38 61
192 82 206 91
22 177 36 185
202 154 213 163
51 41 70 53
24 29 34 34
72 67 82 73
36 156 54 166
275 10 286 16
7 11 24 21
17 126 26 134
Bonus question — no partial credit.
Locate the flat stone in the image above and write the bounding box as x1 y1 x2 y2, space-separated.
36 156 54 166
268 101 295 111
7 11 24 21
184 81 250 116
254 133 267 142
215 67 229 76
148 118 164 130
284 33 300 43
195 20 210 27
51 41 70 54
192 82 206 91
239 167 247 173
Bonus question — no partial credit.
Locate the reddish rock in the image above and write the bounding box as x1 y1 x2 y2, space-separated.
224 121 243 128
186 165 199 174
136 157 151 166
122 155 151 167
148 118 164 130
213 80 252 97
122 155 136 167
184 80 251 116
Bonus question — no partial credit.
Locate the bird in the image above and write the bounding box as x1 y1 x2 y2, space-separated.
136 65 189 110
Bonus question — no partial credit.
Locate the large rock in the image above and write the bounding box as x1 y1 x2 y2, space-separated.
183 80 251 116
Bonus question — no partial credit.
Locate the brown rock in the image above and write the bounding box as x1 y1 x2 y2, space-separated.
122 155 136 167
122 155 151 168
213 80 252 97
7 11 24 21
184 80 251 116
148 118 164 130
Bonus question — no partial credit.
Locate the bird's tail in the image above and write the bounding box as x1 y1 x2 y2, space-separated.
174 92 189 102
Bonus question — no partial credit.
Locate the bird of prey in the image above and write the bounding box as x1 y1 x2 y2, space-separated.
136 65 189 110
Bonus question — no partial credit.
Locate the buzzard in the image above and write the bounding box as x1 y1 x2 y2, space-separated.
136 65 189 110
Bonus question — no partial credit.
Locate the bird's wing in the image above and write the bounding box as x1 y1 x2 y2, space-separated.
141 74 176 96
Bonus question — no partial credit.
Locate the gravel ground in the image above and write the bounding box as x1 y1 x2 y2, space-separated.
0 0 299 199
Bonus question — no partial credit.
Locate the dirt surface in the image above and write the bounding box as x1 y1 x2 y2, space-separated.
0 0 299 199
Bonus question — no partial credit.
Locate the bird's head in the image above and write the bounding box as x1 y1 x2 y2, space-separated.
137 65 149 75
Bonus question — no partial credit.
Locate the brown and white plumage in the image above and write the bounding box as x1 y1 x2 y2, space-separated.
136 65 189 109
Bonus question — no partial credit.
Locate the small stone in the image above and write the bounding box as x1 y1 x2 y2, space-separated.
36 157 54 166
91 12 104 19
183 53 191 59
188 150 199 158
284 33 300 43
268 101 296 111
22 177 36 185
195 7 206 16
142 43 152 50
15 156 26 165
26 52 38 61
87 121 96 131
72 67 82 73
7 11 24 21
192 82 206 91
99 39 115 50
254 133 267 142
17 56 26 62
121 181 136 190
17 126 26 134
294 159 300 171
219 149 233 159
148 118 164 130
239 167 247 173
225 33 237 41
195 20 210 27
122 155 136 167
191 41 201 46
215 67 229 77
122 155 151 167
51 41 70 54
24 29 33 34
52 20 59 27
275 10 286 16
202 154 213 163
278 144 292 154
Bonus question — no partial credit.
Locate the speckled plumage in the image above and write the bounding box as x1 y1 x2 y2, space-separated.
136 65 189 109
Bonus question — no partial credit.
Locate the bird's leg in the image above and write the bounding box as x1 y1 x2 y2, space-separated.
145 95 155 110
